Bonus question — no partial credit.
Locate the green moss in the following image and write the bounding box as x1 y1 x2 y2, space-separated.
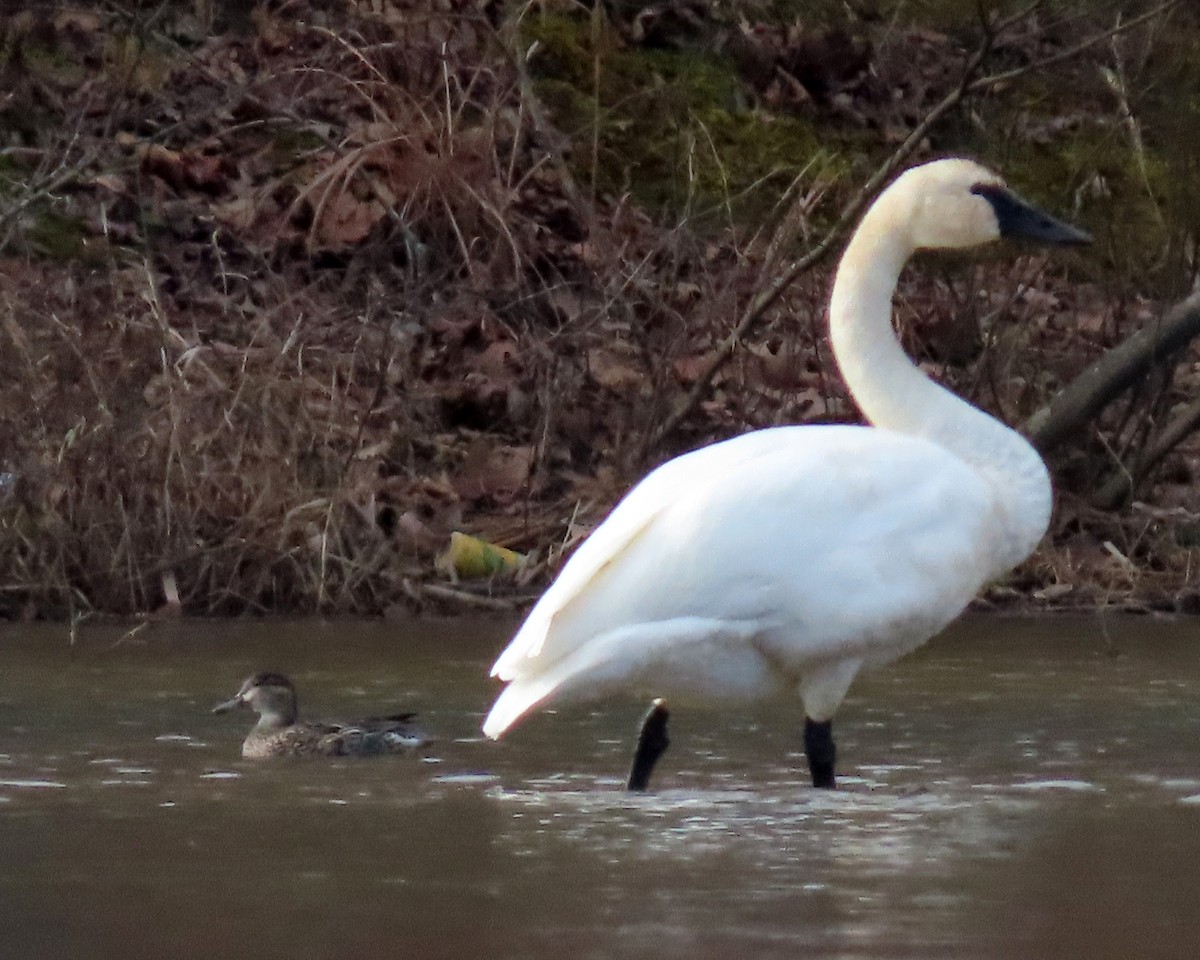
930 29 1200 295
21 41 87 87
523 10 843 222
673 109 854 220
271 127 327 161
760 0 1053 30
267 127 328 187
24 210 108 265
956 107 1179 290
522 8 616 90
523 2 1198 277
0 161 104 264
104 31 176 94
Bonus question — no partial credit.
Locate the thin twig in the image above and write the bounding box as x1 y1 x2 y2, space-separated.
1100 21 1165 228
967 0 1180 92
407 580 529 611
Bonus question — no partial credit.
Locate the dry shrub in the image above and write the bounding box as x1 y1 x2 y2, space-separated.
0 0 775 616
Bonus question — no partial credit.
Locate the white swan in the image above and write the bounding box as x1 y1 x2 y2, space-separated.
482 158 1089 789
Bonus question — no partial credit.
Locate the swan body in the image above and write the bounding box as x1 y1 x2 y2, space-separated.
483 158 1089 786
486 426 996 727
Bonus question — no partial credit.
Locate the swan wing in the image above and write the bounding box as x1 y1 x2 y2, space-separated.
489 439 732 681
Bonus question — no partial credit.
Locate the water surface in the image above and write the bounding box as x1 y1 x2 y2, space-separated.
2 616 1200 959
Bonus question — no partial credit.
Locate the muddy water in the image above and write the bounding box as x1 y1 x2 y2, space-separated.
2 616 1200 959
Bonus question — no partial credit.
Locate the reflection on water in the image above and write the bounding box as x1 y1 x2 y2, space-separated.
2 616 1200 959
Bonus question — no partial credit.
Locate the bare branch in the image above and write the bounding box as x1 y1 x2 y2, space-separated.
1024 289 1200 453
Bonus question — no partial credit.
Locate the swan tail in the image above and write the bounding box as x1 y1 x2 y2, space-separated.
482 678 555 739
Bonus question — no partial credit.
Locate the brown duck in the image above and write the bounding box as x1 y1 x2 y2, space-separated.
213 672 430 759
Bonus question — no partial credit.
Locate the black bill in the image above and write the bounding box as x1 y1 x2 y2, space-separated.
972 183 1092 246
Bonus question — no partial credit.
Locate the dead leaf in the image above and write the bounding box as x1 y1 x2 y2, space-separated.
473 340 519 377
451 442 533 502
395 510 443 551
156 570 182 618
1032 583 1073 601
253 9 292 53
588 347 645 392
54 11 102 33
745 341 810 392
312 190 385 249
142 145 231 194
673 351 717 384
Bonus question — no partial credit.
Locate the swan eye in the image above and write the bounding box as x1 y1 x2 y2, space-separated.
970 182 1091 246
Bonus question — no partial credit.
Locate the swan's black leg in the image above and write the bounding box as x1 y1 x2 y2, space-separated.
804 717 836 789
627 699 670 791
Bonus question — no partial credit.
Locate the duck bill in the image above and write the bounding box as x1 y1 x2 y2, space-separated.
973 183 1092 246
212 695 243 714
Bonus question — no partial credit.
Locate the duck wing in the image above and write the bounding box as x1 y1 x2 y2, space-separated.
316 715 430 755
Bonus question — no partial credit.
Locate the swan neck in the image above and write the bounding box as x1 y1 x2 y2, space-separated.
828 215 922 432
827 201 1051 572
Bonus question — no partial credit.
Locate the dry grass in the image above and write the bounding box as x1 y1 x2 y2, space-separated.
0 1 773 616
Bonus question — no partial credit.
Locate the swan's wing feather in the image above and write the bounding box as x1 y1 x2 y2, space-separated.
489 431 792 681
484 616 768 738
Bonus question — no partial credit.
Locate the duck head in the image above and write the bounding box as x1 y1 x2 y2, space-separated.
213 672 299 728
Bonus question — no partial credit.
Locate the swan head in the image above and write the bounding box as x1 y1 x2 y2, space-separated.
892 158 1091 251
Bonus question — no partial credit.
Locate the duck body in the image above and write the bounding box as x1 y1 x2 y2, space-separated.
238 714 428 760
214 672 429 759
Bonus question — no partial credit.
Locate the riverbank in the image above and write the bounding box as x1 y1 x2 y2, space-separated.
1 1 1198 619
